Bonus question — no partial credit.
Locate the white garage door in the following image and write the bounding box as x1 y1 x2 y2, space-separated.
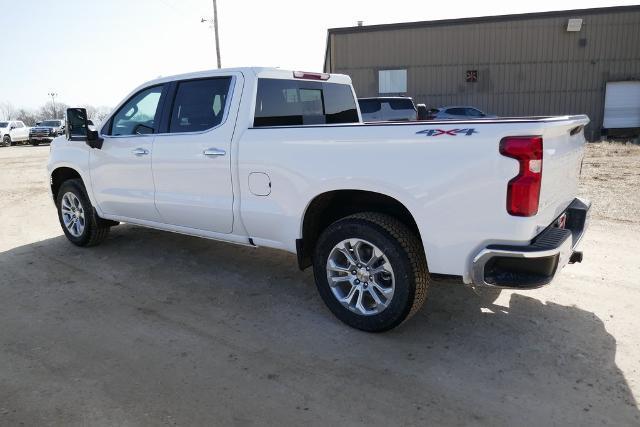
603 81 640 129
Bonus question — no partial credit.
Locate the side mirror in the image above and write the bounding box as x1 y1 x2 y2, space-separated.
66 108 103 149
9 125 16 130
416 104 429 121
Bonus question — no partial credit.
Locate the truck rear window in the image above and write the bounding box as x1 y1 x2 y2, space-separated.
254 78 359 127
358 99 381 114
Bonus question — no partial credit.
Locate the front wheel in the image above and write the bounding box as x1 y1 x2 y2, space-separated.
30 140 39 146
56 179 110 247
3 135 11 147
312 213 429 332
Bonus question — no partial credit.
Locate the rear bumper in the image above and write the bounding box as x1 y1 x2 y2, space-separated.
471 198 590 289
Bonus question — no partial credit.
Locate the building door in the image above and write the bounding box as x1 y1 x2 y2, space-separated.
603 81 640 129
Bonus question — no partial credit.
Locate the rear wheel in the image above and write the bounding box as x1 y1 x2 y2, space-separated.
56 179 110 247
313 212 429 332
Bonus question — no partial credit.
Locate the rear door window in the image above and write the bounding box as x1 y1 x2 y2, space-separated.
254 78 359 127
169 77 232 133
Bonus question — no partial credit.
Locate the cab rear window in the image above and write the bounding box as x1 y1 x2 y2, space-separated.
254 78 359 127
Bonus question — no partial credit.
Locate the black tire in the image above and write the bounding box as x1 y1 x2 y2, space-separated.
3 135 11 147
30 140 39 146
312 212 429 332
56 179 110 247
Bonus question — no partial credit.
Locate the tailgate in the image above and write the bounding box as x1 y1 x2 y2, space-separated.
537 116 590 224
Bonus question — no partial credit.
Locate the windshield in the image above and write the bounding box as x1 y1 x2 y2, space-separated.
41 120 61 127
0 122 8 128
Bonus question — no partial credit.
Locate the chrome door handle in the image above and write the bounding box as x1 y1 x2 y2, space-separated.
203 148 226 157
132 148 149 156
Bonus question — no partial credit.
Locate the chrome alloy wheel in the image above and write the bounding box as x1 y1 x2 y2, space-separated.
326 238 395 315
61 192 86 237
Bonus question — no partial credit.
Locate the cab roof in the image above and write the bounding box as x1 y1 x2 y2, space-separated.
142 67 352 88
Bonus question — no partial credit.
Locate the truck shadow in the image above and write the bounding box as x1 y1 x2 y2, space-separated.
0 225 637 425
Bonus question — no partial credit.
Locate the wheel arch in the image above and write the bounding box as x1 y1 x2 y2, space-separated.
297 189 424 270
50 166 84 203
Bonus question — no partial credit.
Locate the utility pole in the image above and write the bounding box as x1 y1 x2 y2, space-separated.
201 0 221 68
48 92 58 118
212 0 221 68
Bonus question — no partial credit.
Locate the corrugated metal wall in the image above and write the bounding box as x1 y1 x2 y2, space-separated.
326 7 640 140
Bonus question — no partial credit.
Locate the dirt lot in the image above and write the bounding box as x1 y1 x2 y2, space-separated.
0 143 639 426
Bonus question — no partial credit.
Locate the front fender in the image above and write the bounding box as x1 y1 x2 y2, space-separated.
47 138 100 213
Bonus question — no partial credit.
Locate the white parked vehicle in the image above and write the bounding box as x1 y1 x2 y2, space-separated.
358 97 418 122
48 67 591 331
1 120 29 146
428 106 497 120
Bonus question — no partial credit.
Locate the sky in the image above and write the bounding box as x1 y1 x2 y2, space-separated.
0 0 637 110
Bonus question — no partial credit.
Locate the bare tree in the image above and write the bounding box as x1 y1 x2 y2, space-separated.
93 106 111 123
0 102 17 120
39 100 68 120
2 100 110 125
81 104 112 124
14 109 39 126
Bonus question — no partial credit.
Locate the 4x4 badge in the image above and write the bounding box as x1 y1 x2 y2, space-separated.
416 128 478 136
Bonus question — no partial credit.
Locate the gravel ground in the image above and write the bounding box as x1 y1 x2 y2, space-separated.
0 143 638 426
578 142 640 224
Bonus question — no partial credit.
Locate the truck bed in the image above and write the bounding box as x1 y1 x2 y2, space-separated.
238 114 590 282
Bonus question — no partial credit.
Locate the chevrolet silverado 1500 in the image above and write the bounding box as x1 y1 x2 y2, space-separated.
48 68 590 331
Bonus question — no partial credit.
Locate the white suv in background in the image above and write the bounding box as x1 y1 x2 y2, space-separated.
428 106 496 120
0 120 29 146
358 97 418 122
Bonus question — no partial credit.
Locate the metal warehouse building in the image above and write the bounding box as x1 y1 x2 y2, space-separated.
324 5 640 140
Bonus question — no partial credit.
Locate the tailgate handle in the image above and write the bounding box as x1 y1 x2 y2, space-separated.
570 125 584 136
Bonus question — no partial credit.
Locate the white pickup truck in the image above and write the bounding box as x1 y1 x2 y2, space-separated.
1 120 29 146
48 67 590 331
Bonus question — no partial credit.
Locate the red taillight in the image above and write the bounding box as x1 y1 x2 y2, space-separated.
499 136 543 217
293 71 330 80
